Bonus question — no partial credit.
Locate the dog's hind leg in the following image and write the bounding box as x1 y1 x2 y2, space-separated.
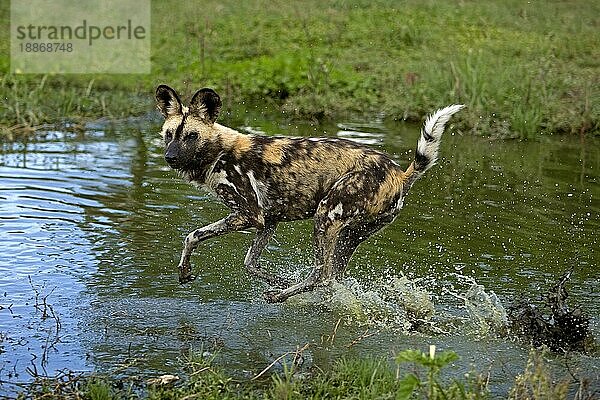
330 214 395 280
263 266 324 303
244 221 291 288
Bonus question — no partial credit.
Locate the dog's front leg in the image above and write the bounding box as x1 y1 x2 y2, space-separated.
178 213 252 284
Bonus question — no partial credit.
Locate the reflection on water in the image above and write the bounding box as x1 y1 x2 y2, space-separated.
0 112 598 396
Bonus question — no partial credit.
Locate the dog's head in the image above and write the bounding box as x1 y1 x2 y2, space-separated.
155 85 222 171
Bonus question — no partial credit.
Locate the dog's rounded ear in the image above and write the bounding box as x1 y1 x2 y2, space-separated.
189 88 222 124
156 85 183 118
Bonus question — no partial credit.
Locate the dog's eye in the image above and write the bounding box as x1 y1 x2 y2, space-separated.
186 132 198 141
164 131 173 141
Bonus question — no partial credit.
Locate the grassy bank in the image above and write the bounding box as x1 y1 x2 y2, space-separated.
14 348 595 400
1 0 599 138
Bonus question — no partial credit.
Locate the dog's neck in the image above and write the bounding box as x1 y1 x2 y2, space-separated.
213 123 254 159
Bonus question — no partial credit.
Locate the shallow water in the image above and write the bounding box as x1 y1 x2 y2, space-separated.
0 110 598 396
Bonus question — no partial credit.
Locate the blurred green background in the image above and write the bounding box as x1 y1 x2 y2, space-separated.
1 0 598 138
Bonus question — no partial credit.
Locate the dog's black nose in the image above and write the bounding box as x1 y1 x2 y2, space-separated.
165 155 178 165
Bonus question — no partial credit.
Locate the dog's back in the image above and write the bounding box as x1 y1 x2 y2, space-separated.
199 130 407 222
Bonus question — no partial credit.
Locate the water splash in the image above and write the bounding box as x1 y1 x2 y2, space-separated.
288 273 511 337
463 283 509 336
288 275 435 332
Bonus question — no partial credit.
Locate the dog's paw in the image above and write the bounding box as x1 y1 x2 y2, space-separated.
178 274 196 284
263 289 285 303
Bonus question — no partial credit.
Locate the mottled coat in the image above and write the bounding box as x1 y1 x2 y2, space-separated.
156 85 463 302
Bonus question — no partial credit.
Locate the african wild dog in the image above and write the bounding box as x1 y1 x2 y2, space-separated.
156 84 464 303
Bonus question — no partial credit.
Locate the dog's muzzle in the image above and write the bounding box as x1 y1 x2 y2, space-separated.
165 155 178 166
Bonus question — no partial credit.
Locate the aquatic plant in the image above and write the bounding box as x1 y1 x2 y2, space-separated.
508 271 595 353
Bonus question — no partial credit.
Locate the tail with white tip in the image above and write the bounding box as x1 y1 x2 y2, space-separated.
404 104 465 191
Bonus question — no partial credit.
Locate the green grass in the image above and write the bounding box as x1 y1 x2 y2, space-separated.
1 0 599 138
17 348 595 399
16 348 489 399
